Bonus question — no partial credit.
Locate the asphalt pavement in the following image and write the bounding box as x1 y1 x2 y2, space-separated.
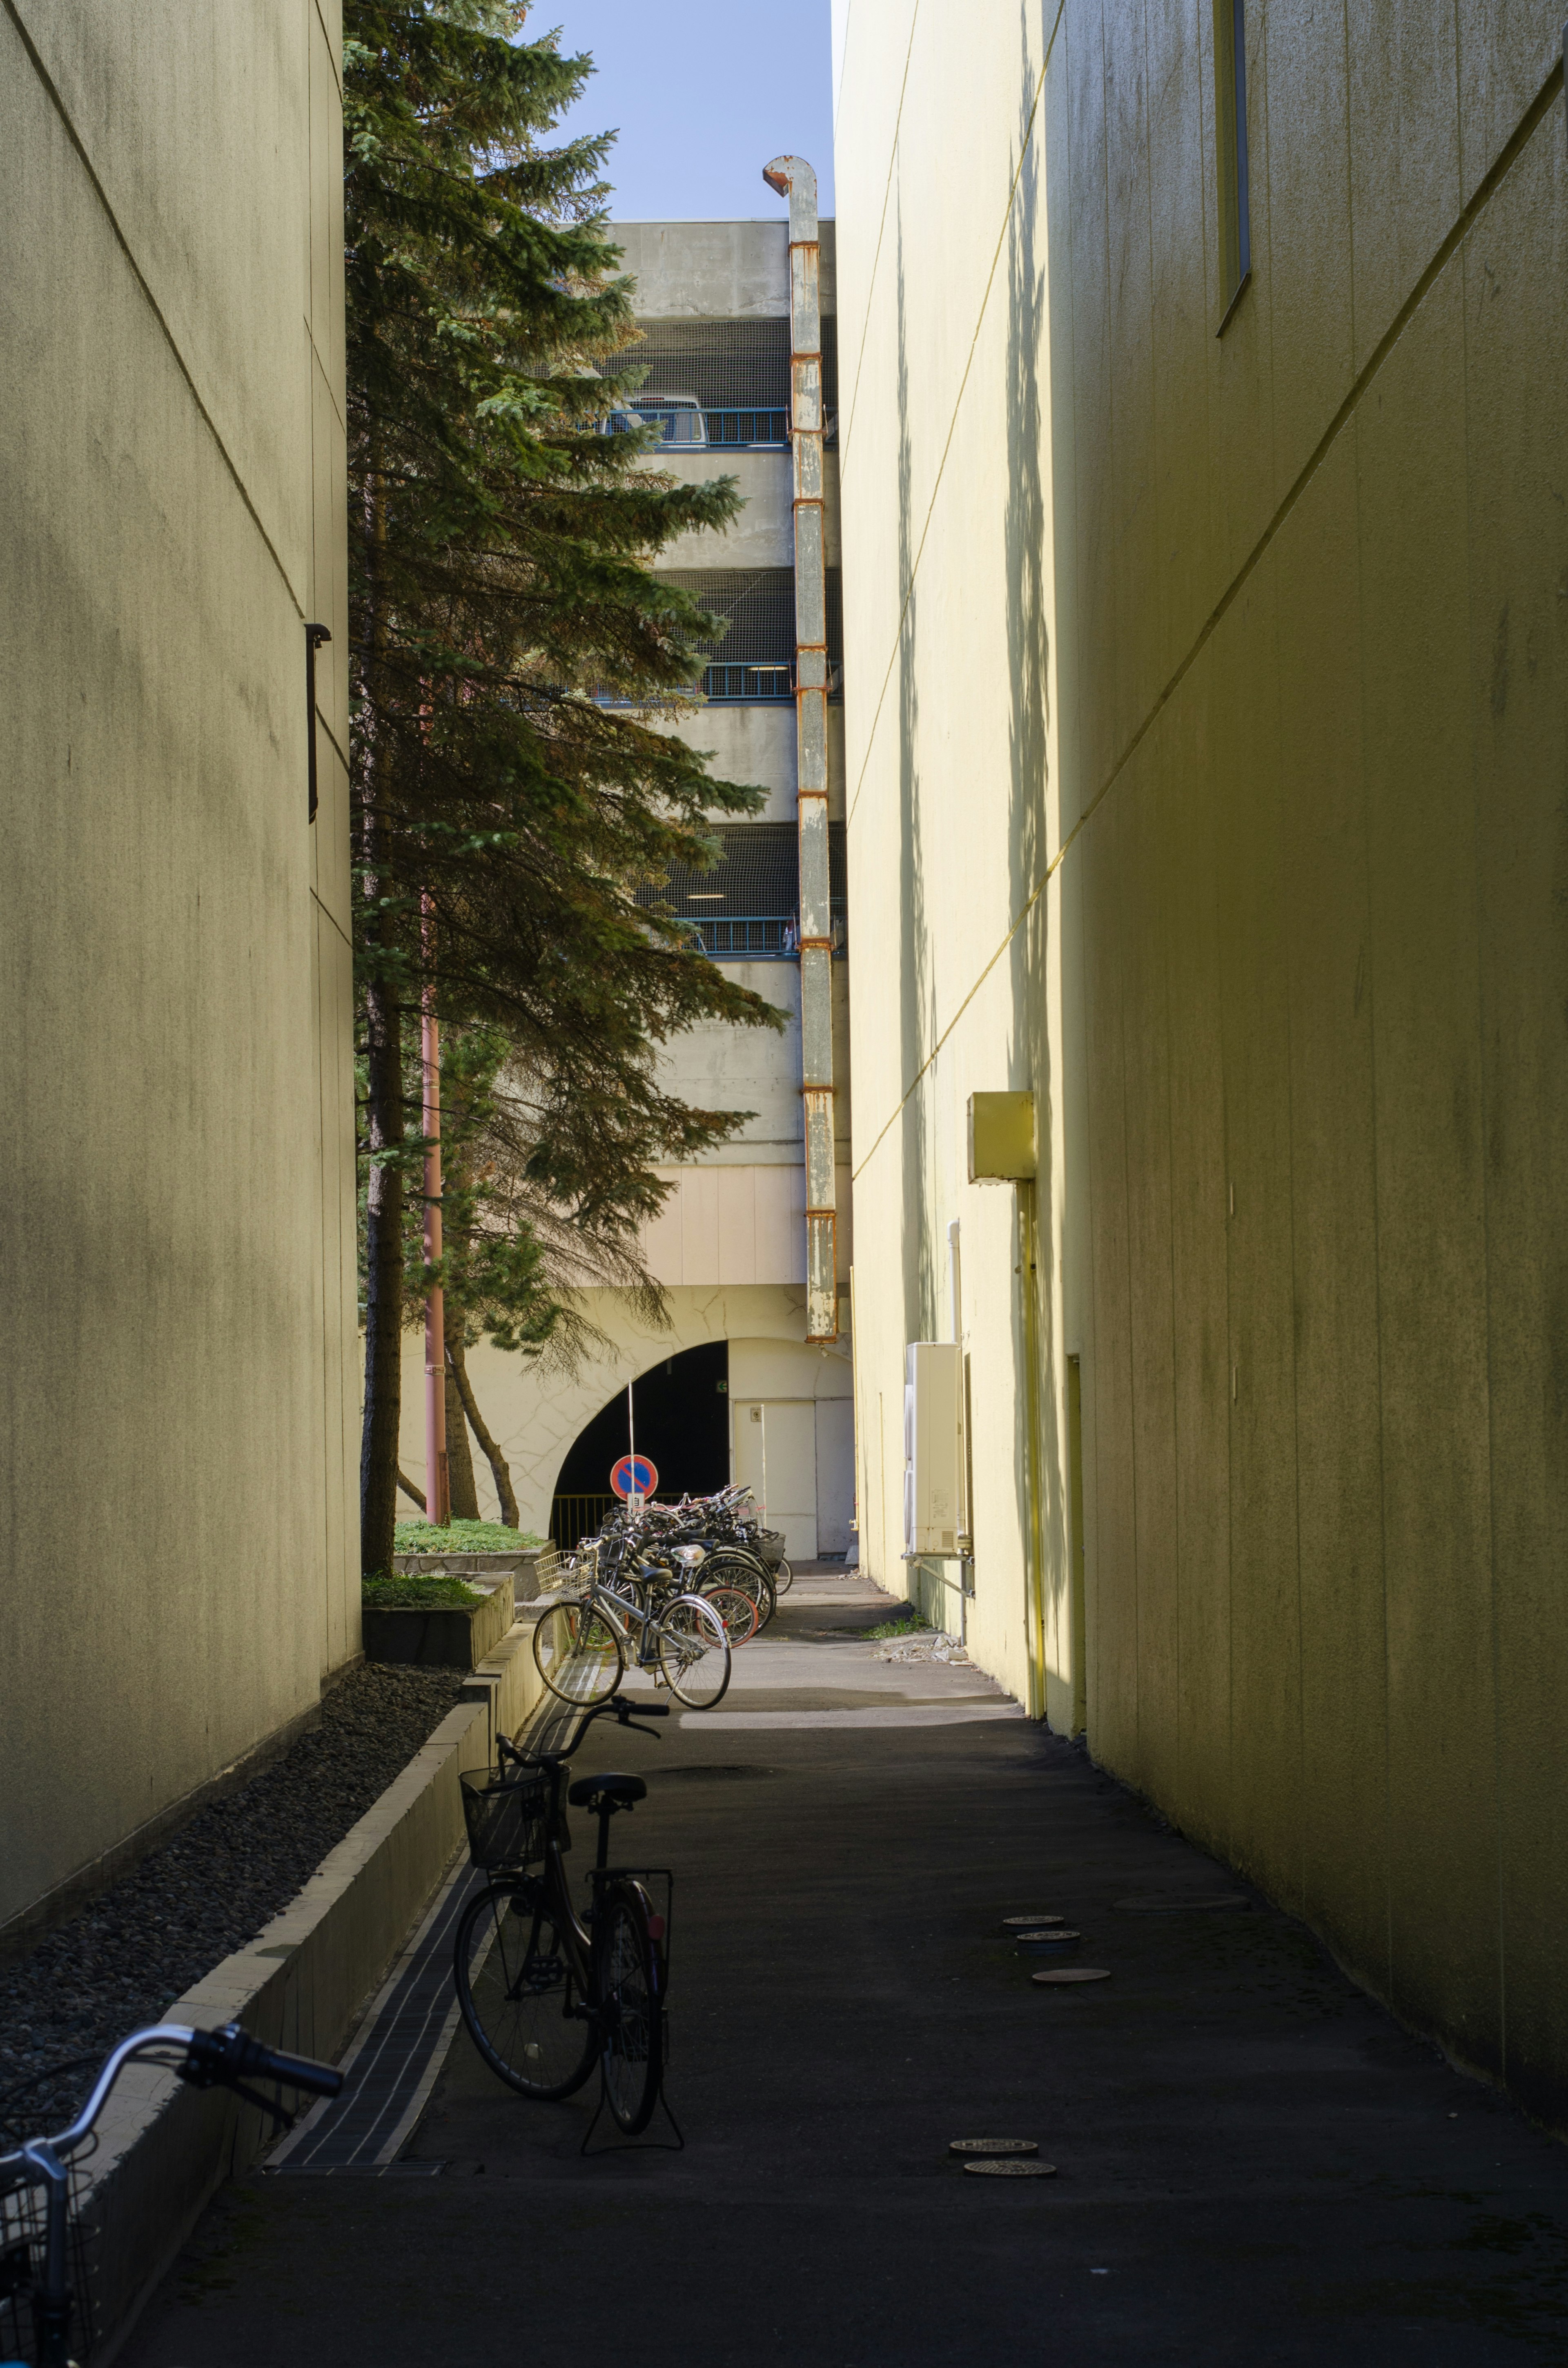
122 1572 1568 2364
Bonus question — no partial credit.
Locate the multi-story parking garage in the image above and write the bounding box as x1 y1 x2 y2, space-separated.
399 193 855 1563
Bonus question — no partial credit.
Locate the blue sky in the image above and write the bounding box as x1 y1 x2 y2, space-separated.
530 0 836 221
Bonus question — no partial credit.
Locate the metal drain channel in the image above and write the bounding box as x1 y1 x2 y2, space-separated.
267 1855 483 2174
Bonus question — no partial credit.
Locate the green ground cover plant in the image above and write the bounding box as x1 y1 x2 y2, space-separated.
362 1571 486 1610
864 1613 931 1640
394 1518 545 1554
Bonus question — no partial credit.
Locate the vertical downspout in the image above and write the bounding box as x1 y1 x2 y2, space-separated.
763 153 837 1343
421 897 450 1526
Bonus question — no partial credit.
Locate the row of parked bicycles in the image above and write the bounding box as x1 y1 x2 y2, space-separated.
530 1483 791 1713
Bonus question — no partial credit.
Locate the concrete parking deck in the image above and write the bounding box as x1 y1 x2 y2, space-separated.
122 1574 1568 2364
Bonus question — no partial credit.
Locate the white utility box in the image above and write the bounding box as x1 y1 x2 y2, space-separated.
903 1341 963 1557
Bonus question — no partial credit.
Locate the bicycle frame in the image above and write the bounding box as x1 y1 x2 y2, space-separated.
586 1568 680 1671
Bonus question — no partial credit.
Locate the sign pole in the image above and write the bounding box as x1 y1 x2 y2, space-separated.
626 1382 640 1514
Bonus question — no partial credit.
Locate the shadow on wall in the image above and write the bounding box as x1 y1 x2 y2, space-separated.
895 201 939 1373
1003 9 1067 1710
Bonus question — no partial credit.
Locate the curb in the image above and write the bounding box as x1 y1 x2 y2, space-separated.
87 1618 541 2361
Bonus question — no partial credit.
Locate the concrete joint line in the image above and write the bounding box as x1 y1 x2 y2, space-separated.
4 0 312 622
849 44 1562 1187
844 0 1067 834
840 0 925 466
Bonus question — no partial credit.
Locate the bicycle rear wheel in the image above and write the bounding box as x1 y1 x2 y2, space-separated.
532 1600 624 1705
655 1592 732 1708
700 1580 760 1645
772 1559 793 1594
454 1881 597 2099
597 1880 664 2135
707 1550 775 1633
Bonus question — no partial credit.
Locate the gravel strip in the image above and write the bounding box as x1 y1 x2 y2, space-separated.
0 1664 468 2136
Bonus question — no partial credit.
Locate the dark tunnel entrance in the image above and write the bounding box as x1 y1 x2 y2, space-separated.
550 1339 730 1546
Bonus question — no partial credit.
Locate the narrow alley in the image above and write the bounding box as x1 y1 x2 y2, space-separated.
124 1576 1568 2366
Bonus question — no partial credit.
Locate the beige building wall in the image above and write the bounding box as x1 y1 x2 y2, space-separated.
0 2 358 1933
835 0 1568 2120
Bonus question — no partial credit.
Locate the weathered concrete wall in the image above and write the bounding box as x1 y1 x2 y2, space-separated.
835 0 1568 2119
0 2 357 1931
398 1290 837 1539
611 219 837 317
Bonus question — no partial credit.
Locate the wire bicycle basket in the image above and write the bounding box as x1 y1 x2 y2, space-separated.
0 2152 96 2364
461 1765 552 1870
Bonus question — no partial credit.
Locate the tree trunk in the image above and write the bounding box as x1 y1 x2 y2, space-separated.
397 1469 426 1511
358 453 404 1576
361 971 404 1576
447 1333 521 1527
443 1311 481 1519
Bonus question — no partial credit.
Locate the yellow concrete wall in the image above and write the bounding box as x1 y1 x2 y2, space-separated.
0 2 358 1931
835 0 1568 2116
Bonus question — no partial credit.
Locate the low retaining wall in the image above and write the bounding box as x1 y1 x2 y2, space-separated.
89 1615 543 2361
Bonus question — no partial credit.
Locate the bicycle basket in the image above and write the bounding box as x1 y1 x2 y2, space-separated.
461 1765 551 1869
0 2154 95 2364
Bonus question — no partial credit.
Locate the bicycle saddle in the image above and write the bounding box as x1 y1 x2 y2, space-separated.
567 1771 647 1810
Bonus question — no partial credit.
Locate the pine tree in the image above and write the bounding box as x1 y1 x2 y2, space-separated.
346 2 781 1573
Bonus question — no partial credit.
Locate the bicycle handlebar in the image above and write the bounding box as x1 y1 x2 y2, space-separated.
183 2024 343 2100
0 2022 342 2170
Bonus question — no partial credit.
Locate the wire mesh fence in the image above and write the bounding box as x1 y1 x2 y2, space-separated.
635 823 846 960
657 569 844 702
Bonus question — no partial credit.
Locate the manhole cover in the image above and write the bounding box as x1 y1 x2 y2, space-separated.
1016 1928 1080 1944
1033 1967 1111 1985
949 2138 1038 2157
964 2157 1058 2178
1001 1914 1063 1929
1113 1894 1249 1914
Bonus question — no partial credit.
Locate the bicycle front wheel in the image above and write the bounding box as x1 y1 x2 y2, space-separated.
454 1882 597 2099
772 1558 793 1594
655 1592 732 1708
532 1599 624 1705
597 1880 665 2135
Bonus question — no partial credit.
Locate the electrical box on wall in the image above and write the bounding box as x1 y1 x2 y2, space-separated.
903 1342 962 1558
967 1091 1036 1183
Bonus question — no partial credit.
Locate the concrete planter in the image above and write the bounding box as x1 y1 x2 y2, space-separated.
392 1549 541 1602
362 1575 514 1670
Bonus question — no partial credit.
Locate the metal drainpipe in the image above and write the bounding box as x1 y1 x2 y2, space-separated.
762 153 836 1342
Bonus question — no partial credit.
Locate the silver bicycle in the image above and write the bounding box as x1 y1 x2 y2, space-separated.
0 2022 339 2366
532 1546 731 1711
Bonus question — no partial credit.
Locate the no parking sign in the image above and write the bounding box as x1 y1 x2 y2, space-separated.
610 1453 658 1501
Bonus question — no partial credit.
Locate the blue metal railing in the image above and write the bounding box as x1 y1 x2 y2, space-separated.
702 408 790 447
671 909 849 961
600 405 791 450
704 662 793 702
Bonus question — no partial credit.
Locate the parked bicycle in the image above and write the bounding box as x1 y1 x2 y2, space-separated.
532 1544 731 1710
0 2023 341 2367
454 1694 674 2136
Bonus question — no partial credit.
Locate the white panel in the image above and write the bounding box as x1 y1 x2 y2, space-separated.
717 1165 757 1284
904 1342 962 1556
815 1398 855 1554
680 1166 721 1284
761 1400 818 1561
642 1183 685 1284
733 1394 767 1501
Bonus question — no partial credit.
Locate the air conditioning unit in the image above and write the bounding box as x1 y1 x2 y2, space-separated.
903 1342 962 1558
